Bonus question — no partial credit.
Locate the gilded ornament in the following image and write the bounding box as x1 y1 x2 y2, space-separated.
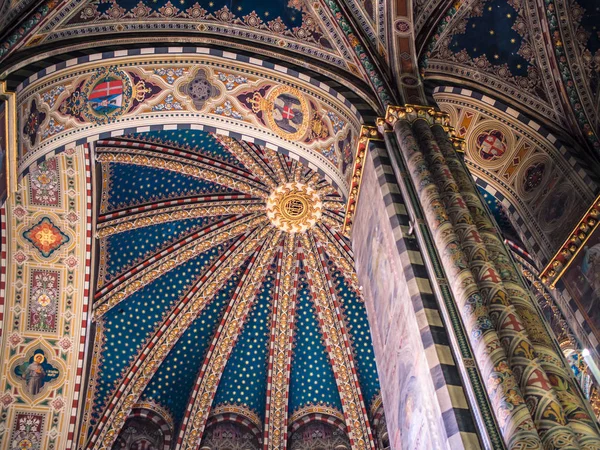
267 182 323 233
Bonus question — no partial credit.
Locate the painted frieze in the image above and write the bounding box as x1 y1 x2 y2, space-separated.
434 87 597 266
16 52 361 198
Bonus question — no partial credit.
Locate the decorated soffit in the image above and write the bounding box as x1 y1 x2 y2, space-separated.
421 0 571 132
434 86 598 265
0 0 36 32
84 129 382 449
16 53 362 198
8 0 391 104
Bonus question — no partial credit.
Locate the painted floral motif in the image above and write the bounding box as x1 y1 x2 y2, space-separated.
27 270 59 333
23 99 46 147
477 130 507 161
214 100 243 120
29 158 60 206
68 0 333 50
41 118 65 140
320 143 339 165
523 162 545 192
217 72 249 90
23 217 70 258
152 94 183 112
327 111 347 134
153 67 187 85
41 85 66 109
10 413 45 450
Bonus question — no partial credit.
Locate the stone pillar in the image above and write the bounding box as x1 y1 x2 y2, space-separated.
429 123 600 449
381 110 544 450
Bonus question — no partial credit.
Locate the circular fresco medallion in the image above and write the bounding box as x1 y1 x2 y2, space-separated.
266 182 322 233
83 67 133 124
523 162 545 192
264 85 310 141
476 130 507 161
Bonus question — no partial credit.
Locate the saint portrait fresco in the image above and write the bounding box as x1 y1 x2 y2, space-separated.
13 350 59 397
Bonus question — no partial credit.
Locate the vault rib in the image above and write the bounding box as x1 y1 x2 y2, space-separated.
97 199 264 237
93 213 266 318
299 232 375 450
216 135 279 190
96 151 269 198
176 231 282 450
263 234 300 450
312 224 360 294
89 223 274 450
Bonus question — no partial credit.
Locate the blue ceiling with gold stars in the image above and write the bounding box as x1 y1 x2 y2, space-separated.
478 186 524 247
449 0 530 76
88 129 383 446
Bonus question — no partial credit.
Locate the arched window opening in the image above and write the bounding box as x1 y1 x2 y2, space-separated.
288 421 351 450
199 421 260 450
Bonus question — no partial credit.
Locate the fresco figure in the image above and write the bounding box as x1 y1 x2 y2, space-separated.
14 350 59 397
24 354 46 395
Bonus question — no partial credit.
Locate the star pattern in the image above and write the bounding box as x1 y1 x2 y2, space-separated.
450 0 530 76
89 129 382 449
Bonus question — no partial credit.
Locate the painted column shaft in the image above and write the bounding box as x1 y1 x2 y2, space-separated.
390 119 543 450
411 119 579 449
431 125 600 449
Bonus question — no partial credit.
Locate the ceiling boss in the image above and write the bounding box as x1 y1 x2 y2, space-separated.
266 182 323 233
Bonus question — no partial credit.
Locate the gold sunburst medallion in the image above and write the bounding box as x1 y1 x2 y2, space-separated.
266 182 322 233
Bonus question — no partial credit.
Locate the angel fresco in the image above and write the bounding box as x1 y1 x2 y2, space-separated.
13 350 59 396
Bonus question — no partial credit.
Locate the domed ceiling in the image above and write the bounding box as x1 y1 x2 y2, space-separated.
83 129 382 448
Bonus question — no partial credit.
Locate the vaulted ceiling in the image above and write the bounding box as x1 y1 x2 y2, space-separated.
84 129 382 448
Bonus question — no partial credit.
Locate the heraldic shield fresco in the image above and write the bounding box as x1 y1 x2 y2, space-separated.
17 53 361 197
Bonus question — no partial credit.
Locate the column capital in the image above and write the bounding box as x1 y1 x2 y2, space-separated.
384 104 450 127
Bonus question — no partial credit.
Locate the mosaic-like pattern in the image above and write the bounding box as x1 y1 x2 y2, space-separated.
434 88 596 266
0 148 92 449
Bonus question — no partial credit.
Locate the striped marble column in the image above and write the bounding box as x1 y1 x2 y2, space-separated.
384 114 543 450
409 118 579 449
431 124 600 449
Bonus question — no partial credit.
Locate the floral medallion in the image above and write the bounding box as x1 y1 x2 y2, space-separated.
23 217 70 258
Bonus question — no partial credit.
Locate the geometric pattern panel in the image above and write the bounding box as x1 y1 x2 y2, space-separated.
434 86 597 265
0 146 92 450
15 51 362 198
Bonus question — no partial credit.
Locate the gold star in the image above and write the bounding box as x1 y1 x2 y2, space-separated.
490 30 495 35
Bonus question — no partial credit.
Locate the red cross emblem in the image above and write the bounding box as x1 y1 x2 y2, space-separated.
480 134 506 160
282 106 295 120
527 368 552 390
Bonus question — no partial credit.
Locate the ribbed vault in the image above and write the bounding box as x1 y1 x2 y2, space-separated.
84 129 383 449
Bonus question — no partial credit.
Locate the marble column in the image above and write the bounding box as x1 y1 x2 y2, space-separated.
430 123 600 449
382 111 543 450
